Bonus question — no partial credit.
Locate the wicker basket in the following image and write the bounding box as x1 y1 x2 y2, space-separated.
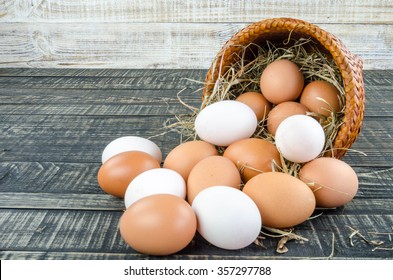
203 17 365 159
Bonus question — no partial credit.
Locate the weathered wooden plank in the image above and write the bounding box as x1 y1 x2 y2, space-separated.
0 209 127 253
0 68 207 80
0 190 391 216
0 22 391 69
364 70 393 86
0 162 100 194
0 68 391 261
1 0 391 24
356 167 393 199
0 87 201 108
0 117 183 165
0 69 205 93
0 69 390 116
1 90 390 117
0 68 207 81
336 198 393 215
1 161 392 199
0 250 167 260
343 120 393 167
0 72 205 91
0 69 391 118
0 68 391 98
0 88 389 119
0 102 199 117
0 116 390 162
0 79 201 116
0 250 389 260
0 209 391 259
0 103 389 123
0 68 391 85
0 193 124 210
1 68 391 82
0 22 230 69
299 214 393 259
0 113 391 165
0 79 391 115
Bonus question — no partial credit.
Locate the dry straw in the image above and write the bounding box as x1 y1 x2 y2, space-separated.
203 17 365 160
171 19 365 176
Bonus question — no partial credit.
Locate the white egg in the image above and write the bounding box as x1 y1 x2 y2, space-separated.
191 186 261 250
101 136 162 164
275 114 325 163
124 168 186 208
195 100 258 146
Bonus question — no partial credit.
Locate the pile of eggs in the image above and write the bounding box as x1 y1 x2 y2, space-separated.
97 59 359 256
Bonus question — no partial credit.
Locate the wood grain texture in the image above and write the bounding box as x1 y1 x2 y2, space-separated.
1 162 392 200
0 68 392 260
0 22 391 69
0 115 392 165
1 0 391 24
0 68 206 89
0 209 391 259
0 208 392 260
0 192 391 214
0 0 392 69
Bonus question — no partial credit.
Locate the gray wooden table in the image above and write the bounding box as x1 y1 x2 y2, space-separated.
0 68 392 259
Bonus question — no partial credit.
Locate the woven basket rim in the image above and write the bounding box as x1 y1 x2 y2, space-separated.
203 17 365 159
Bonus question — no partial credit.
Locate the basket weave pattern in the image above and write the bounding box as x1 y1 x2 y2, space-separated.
203 18 365 159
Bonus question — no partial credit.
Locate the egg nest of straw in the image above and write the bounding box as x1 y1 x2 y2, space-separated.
170 37 346 177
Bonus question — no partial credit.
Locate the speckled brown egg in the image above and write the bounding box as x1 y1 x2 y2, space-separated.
235 91 272 121
97 151 160 198
260 59 304 104
243 172 316 228
298 157 358 208
119 194 197 255
300 80 342 117
223 138 282 183
266 101 309 135
187 155 241 204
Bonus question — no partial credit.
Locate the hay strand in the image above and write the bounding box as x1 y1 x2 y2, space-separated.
169 37 346 176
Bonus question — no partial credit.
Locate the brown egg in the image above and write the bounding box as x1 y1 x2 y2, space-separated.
187 155 241 204
119 194 197 255
266 101 309 135
300 80 342 117
235 91 272 121
260 59 304 104
223 138 281 182
243 172 316 228
97 151 160 198
298 157 358 208
163 140 218 181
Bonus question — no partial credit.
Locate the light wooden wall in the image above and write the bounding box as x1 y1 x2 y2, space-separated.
0 0 392 69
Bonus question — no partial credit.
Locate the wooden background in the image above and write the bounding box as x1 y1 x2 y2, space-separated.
0 0 392 69
0 68 392 260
